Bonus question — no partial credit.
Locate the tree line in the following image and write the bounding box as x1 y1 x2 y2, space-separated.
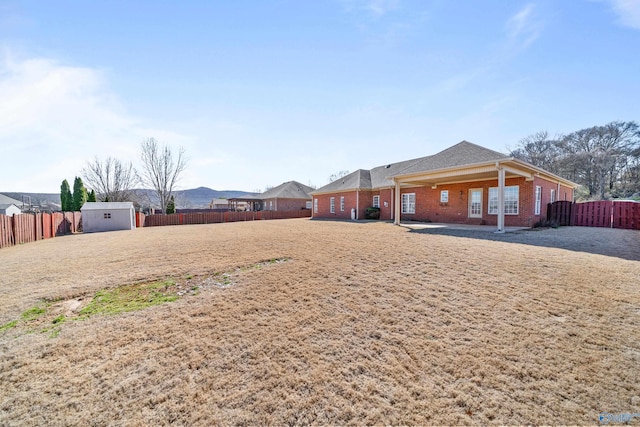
510 121 640 200
60 138 187 213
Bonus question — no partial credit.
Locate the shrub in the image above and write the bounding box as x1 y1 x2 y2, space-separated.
365 207 380 219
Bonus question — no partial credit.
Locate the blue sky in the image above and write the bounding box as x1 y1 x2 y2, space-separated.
1 0 639 193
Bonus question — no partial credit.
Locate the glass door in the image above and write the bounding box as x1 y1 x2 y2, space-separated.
469 189 482 218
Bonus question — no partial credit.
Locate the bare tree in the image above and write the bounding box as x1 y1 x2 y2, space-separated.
512 121 640 200
509 131 561 173
139 138 187 214
82 157 139 202
328 170 350 182
559 121 639 199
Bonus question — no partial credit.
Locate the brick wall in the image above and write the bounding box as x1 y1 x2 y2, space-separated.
398 177 572 227
263 198 311 211
314 177 573 227
312 191 368 220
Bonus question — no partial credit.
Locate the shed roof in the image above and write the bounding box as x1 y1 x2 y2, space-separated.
0 203 19 210
81 202 134 211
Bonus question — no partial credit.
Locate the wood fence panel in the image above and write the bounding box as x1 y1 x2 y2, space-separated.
612 201 640 230
143 210 311 227
547 201 573 226
34 213 40 240
42 213 53 239
571 200 640 230
0 215 14 248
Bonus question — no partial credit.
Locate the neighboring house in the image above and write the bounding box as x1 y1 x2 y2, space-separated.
81 202 136 233
0 204 21 216
0 194 24 207
209 198 231 210
229 181 314 212
311 141 577 231
260 181 314 211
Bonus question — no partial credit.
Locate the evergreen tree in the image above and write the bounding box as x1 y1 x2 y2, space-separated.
166 195 176 214
72 176 88 211
60 179 72 211
87 189 97 202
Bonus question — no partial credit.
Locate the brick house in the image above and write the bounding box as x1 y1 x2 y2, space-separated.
230 181 314 211
261 181 314 211
311 141 577 231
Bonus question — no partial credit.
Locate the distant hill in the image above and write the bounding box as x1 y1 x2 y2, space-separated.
135 187 256 208
0 187 256 210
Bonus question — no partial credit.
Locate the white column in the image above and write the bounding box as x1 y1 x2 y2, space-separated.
497 167 505 233
394 180 401 225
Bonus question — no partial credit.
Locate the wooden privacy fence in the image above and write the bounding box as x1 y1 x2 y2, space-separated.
548 200 640 230
0 212 81 249
144 209 311 227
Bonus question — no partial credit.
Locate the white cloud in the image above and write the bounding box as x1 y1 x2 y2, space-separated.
506 3 542 50
607 0 640 29
339 0 399 16
0 52 190 192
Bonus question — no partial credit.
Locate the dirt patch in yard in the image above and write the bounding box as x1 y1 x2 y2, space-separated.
0 219 638 425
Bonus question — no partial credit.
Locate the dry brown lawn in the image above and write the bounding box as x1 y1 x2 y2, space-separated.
1 219 639 426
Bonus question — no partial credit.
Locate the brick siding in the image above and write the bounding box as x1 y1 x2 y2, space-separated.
314 177 574 227
263 198 311 211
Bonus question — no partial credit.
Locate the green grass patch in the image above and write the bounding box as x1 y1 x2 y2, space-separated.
78 280 179 318
0 320 18 332
21 304 47 322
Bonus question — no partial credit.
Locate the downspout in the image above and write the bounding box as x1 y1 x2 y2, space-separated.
394 180 401 225
356 189 359 220
390 186 394 221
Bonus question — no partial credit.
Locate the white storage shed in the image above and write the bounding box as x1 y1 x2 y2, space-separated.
81 202 136 233
0 204 21 216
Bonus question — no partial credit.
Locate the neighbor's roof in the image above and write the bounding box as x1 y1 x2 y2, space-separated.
0 203 20 210
81 202 134 210
260 181 315 199
0 194 23 206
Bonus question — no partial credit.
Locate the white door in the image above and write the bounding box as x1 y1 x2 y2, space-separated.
469 189 482 218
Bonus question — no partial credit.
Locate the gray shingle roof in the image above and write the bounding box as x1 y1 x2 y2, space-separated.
0 194 23 206
312 169 372 193
395 141 508 176
313 141 510 193
260 181 314 199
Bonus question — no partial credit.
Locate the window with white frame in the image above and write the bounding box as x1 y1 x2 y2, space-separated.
401 193 415 214
488 186 519 215
535 186 542 215
340 196 345 211
440 190 449 203
313 198 318 213
330 197 335 213
550 189 556 203
306 201 312 209
372 195 380 208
